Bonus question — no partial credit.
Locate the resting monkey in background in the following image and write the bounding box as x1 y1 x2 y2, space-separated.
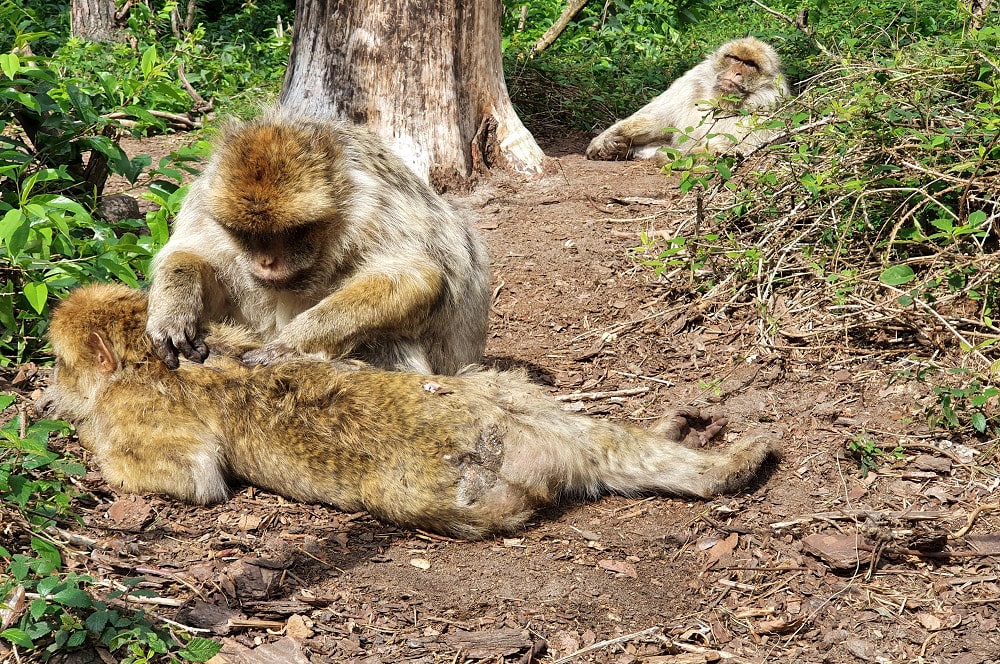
146 108 490 375
586 37 790 160
44 284 779 540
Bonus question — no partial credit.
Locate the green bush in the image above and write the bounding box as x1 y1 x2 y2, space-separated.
634 8 1000 441
0 1 219 365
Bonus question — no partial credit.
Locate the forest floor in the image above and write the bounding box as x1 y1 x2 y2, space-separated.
3 131 1000 664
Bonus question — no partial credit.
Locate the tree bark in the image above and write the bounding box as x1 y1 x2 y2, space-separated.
970 0 993 29
280 0 545 185
70 0 123 43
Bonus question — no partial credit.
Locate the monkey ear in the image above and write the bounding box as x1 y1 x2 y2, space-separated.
87 331 119 374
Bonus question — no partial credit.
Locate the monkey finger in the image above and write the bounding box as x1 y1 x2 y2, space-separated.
159 341 180 370
243 343 298 366
174 335 208 364
241 347 272 366
190 334 209 362
698 416 730 445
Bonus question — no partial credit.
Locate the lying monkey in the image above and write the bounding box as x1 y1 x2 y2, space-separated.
42 284 778 539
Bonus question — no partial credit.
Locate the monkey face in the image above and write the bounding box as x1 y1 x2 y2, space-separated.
716 54 758 95
228 223 327 291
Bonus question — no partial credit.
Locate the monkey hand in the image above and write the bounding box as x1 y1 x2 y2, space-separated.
242 342 302 366
146 310 209 370
653 407 729 447
585 131 630 160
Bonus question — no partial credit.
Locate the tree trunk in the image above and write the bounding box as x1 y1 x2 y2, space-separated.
70 0 123 43
970 0 993 29
280 0 545 185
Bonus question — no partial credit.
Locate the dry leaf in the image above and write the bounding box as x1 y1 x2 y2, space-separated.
597 559 638 578
285 614 314 639
756 616 804 634
238 514 263 531
916 612 942 631
410 558 431 570
703 532 738 567
0 585 25 630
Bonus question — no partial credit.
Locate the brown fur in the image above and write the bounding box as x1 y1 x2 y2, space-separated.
586 38 789 160
146 107 490 375
45 284 779 540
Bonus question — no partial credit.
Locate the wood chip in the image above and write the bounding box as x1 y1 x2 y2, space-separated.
443 628 532 659
598 559 638 578
106 495 152 530
912 454 952 473
801 533 873 570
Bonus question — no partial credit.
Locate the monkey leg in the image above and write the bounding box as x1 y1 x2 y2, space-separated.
146 250 222 368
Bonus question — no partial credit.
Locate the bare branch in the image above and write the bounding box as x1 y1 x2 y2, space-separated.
532 0 588 55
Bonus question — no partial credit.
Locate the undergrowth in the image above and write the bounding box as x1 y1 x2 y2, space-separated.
0 398 221 661
633 11 1000 448
3 0 1000 658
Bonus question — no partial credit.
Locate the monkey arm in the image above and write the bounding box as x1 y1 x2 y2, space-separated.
244 261 444 366
146 249 227 369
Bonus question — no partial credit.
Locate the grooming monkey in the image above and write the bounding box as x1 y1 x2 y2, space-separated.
146 108 490 375
586 38 789 160
44 284 778 539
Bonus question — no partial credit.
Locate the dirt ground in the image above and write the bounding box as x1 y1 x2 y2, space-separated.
3 130 1000 664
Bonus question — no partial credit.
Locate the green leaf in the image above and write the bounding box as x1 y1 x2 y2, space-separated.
968 210 988 226
879 265 916 286
23 281 48 314
0 53 20 79
53 587 93 609
0 394 14 409
67 630 88 648
36 574 61 597
140 45 158 78
30 537 62 572
177 637 223 662
86 609 110 634
29 598 48 620
2 628 33 649
0 208 27 254
971 411 987 433
66 84 98 124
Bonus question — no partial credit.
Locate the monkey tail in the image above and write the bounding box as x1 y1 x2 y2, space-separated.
497 403 778 502
581 425 779 499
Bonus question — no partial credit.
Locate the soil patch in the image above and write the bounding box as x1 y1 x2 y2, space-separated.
2 131 998 664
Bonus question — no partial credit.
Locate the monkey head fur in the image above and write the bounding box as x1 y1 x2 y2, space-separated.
46 284 779 540
145 107 491 375
586 37 789 160
205 119 349 235
709 37 782 101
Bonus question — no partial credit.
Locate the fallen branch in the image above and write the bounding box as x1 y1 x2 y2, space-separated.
105 110 203 130
177 62 213 113
770 509 945 530
555 386 650 402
